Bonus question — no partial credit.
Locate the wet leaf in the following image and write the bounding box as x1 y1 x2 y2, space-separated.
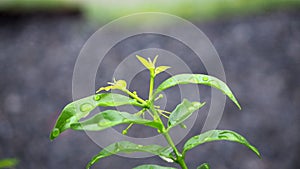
86 141 169 169
70 110 163 131
133 164 176 169
154 74 241 109
50 93 142 140
168 99 205 129
183 130 261 158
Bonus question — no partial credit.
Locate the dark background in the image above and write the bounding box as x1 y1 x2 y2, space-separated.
0 1 299 169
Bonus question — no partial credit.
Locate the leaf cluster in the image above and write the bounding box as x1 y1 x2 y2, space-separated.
50 55 260 169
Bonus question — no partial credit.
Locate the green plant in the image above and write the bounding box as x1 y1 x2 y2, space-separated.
50 55 260 169
0 158 18 169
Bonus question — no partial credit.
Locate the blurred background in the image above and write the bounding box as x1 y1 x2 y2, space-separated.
0 0 300 169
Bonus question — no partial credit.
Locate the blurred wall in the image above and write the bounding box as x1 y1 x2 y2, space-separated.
0 4 299 169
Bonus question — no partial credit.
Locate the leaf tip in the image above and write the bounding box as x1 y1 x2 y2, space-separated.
197 163 210 169
153 55 159 65
236 101 242 110
49 128 60 140
252 146 262 159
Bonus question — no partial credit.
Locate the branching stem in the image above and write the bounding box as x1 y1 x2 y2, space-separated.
147 68 188 169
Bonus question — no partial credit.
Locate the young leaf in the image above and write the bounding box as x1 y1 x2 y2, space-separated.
133 164 176 169
183 130 261 158
136 55 153 69
197 163 210 169
96 79 127 93
70 110 163 131
86 141 169 169
152 55 159 65
155 66 171 76
154 74 241 109
168 99 206 129
50 93 142 140
0 158 18 168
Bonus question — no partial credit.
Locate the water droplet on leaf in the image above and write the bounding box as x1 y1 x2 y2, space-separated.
80 103 93 112
192 102 201 107
202 76 209 81
188 107 194 111
98 120 112 127
94 95 101 101
52 128 60 137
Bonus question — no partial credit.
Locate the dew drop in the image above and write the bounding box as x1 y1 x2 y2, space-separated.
203 137 210 141
98 120 112 127
66 119 71 123
194 136 200 139
188 107 194 111
52 128 60 137
94 95 101 101
137 145 143 148
80 103 93 112
122 118 128 123
192 102 201 107
202 76 209 81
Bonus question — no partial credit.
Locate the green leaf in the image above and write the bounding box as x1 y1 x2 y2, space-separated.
96 79 127 93
154 66 171 76
50 93 142 140
86 141 169 169
183 130 261 158
133 164 176 169
197 163 210 169
0 158 18 168
70 110 163 131
168 99 206 129
154 74 241 109
136 55 153 69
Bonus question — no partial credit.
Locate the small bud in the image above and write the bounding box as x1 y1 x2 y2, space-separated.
122 130 128 135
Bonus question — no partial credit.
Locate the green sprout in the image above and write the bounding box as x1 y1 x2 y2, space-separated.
50 55 260 169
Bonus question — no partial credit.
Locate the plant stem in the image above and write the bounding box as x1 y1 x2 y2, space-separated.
148 69 155 100
150 106 188 169
177 156 188 169
121 89 147 106
148 68 188 169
